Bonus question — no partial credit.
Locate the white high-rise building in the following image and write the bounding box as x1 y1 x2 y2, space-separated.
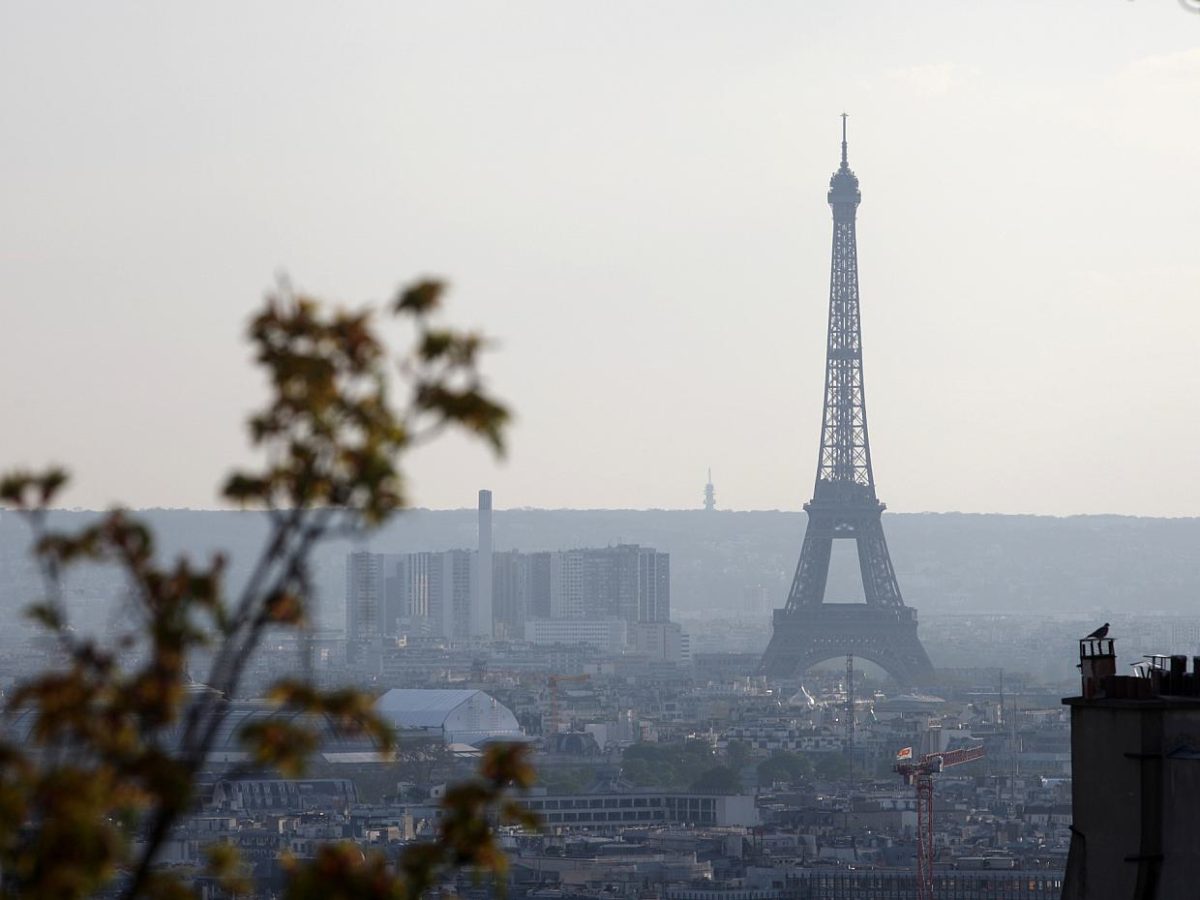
550 550 584 619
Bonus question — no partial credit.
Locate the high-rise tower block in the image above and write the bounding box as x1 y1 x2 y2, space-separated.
473 489 494 639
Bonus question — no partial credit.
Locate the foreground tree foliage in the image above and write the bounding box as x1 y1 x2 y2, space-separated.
0 278 533 899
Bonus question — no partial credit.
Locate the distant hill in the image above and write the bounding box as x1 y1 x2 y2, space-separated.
2 508 1198 628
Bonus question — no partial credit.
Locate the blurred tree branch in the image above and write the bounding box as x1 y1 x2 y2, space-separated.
0 277 532 899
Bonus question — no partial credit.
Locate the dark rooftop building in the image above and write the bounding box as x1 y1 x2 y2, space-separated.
1061 637 1200 900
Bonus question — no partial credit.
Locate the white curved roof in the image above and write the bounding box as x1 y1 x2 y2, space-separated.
375 689 483 728
375 689 522 746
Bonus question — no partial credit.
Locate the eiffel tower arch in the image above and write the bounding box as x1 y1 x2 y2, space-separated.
760 117 934 686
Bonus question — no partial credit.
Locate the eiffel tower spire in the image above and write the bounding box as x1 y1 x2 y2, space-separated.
760 119 933 685
817 113 873 498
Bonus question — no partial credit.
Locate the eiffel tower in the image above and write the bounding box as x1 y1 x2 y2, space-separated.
760 117 934 686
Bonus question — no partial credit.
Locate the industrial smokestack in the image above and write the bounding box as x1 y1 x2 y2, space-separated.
474 489 493 639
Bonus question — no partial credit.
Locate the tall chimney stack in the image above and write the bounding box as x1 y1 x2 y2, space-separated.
474 489 493 639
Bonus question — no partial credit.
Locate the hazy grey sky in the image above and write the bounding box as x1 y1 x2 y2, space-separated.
2 2 1198 515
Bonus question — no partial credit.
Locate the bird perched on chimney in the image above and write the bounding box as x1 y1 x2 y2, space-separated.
1086 623 1110 640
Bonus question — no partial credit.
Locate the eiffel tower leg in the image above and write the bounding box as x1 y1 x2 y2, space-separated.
856 516 903 608
763 511 834 676
786 530 833 609
759 623 786 677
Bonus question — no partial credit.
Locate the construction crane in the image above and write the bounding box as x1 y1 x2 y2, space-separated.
894 744 985 900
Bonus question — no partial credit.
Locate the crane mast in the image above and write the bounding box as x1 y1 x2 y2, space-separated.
894 745 985 900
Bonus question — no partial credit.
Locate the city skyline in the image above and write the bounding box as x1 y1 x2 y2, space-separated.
4 6 1200 895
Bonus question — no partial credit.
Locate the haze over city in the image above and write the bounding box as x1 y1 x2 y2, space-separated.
8 5 1200 900
3 2 1199 515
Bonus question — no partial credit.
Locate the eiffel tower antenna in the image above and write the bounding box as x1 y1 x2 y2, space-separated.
759 118 934 686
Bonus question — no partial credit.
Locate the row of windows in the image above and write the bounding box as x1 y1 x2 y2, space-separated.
800 893 1056 900
666 798 716 809
545 810 665 823
525 798 658 811
522 797 717 811
806 876 1065 889
794 873 1064 899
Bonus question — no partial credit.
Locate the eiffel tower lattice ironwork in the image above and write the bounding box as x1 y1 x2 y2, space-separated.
760 117 934 685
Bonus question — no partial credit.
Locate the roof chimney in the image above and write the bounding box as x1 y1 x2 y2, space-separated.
1079 637 1116 699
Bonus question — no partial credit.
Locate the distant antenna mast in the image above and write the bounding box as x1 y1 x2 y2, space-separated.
846 654 855 775
1010 694 1019 801
704 468 716 512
